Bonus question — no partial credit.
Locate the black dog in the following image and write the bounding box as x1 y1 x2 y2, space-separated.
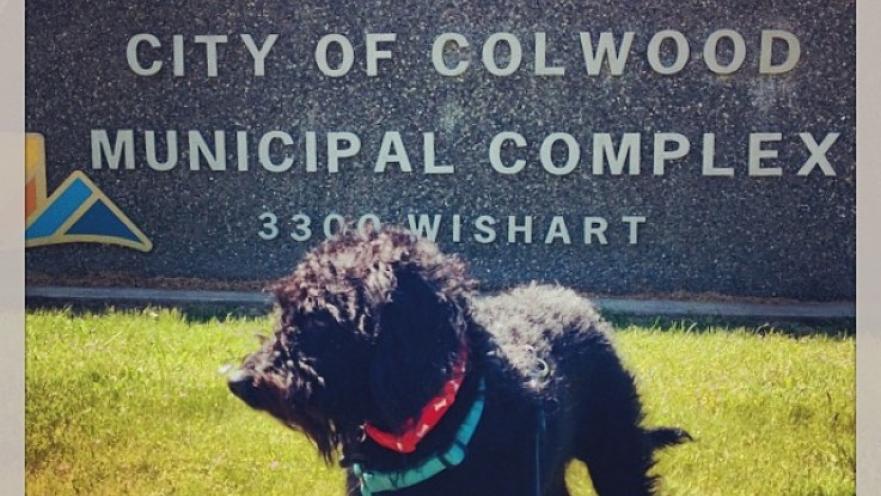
228 227 689 495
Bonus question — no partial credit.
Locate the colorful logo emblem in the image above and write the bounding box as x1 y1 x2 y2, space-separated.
25 133 152 252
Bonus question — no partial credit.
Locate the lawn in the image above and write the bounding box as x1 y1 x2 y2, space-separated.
25 309 855 496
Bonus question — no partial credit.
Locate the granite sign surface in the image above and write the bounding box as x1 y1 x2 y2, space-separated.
25 0 855 301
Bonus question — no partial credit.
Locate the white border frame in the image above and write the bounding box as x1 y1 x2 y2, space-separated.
1 0 876 494
857 0 881 493
0 0 25 493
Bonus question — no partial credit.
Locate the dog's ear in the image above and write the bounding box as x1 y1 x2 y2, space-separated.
368 265 462 430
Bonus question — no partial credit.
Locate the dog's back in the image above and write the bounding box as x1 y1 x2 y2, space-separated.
471 283 616 394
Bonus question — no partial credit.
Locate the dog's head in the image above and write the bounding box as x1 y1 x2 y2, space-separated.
228 227 475 460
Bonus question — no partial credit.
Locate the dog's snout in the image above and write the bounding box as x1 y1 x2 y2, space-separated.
227 370 256 402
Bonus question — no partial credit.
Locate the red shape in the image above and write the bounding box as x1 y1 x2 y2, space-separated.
364 346 469 453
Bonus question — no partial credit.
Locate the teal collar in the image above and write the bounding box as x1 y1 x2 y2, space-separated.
352 378 487 496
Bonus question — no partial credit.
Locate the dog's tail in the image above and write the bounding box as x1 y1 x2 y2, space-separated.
648 427 693 450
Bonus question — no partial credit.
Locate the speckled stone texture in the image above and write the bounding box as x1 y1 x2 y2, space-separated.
25 0 855 301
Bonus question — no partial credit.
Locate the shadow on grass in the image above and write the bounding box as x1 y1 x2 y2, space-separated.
26 298 271 323
26 298 854 337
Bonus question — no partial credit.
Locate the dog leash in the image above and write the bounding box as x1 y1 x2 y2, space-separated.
534 409 545 496
528 346 549 496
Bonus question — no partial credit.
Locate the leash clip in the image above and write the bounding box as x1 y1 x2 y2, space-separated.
524 345 551 380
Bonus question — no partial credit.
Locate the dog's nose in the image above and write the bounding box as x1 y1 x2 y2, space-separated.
227 369 256 401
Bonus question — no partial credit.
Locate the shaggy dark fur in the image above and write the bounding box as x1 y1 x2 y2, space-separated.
228 227 690 496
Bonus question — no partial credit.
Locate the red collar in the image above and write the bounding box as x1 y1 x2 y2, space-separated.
364 346 468 454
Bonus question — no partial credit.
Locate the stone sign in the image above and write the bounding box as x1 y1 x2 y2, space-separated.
25 0 855 301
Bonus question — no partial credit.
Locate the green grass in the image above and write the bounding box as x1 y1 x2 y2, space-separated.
26 309 855 496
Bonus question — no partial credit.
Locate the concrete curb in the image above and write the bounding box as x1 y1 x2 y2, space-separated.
25 286 855 320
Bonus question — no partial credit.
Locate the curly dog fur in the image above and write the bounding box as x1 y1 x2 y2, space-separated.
228 227 690 495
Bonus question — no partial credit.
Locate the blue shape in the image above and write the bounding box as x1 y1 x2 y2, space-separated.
65 199 142 242
26 177 93 239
